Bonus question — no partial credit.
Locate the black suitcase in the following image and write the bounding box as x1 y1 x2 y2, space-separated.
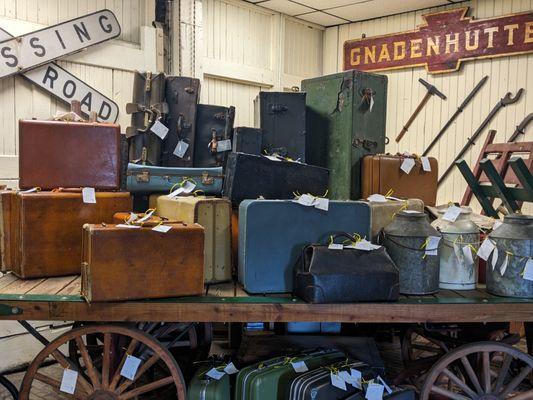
288 360 374 400
126 71 167 165
232 127 262 155
223 152 329 205
254 91 306 161
194 104 235 167
162 76 200 167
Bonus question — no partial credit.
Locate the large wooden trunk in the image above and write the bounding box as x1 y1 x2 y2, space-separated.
81 222 204 301
19 120 122 190
0 190 15 273
151 195 232 283
9 191 132 278
302 71 388 200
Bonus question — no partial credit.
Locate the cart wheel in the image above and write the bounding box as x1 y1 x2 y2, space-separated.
420 341 533 400
402 328 450 365
0 374 19 399
20 324 187 399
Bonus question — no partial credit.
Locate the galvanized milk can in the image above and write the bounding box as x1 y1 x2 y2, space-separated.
486 214 532 298
436 208 480 290
383 211 441 295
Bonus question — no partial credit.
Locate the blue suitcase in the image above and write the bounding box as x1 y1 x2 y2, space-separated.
126 163 223 194
238 200 372 293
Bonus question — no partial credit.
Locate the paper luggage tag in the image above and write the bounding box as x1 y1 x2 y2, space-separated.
462 245 474 265
152 225 172 233
314 197 329 211
121 355 142 380
500 253 509 276
339 370 354 385
60 369 78 394
82 187 96 204
367 194 388 203
365 382 385 400
264 155 281 162
442 205 462 222
523 259 533 281
350 369 362 389
400 158 416 174
352 239 381 251
136 209 155 223
291 360 308 373
330 372 347 390
217 139 232 152
116 224 141 229
425 236 440 256
206 368 225 380
151 119 169 139
223 362 239 374
377 376 393 394
173 140 189 158
477 238 495 261
168 181 196 198
328 243 344 250
493 220 503 230
421 156 432 172
491 247 499 271
295 194 315 206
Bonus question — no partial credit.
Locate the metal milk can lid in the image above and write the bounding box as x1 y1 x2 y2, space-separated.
490 213 533 240
384 210 440 237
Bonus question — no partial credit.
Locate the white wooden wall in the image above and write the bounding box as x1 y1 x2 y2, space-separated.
323 0 533 212
0 0 158 187
199 0 323 127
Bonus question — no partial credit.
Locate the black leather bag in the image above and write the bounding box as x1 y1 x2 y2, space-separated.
194 104 235 168
294 233 399 303
126 71 167 166
162 76 200 167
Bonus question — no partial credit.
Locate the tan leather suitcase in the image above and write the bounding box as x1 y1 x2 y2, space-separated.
366 198 425 240
0 190 15 273
150 195 232 283
19 119 121 190
9 191 132 278
81 222 204 301
362 155 438 206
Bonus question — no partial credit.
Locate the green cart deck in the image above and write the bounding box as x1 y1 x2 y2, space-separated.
0 272 532 323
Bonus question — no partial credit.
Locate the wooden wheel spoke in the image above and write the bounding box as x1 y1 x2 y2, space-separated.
460 356 483 394
430 385 472 400
482 351 491 394
441 368 478 398
117 354 161 394
411 344 442 353
109 339 140 390
34 372 87 400
119 376 174 399
75 336 101 389
499 366 532 397
102 332 111 389
508 389 533 400
492 353 512 393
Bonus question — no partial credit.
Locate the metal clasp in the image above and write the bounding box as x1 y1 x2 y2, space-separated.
202 172 214 185
0 304 22 316
135 171 150 183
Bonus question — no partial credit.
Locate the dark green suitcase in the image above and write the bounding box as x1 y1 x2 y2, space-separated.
235 349 345 400
187 364 231 400
302 71 387 200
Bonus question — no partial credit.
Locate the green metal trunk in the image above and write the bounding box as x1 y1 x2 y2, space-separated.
302 70 388 200
234 350 344 400
187 365 231 400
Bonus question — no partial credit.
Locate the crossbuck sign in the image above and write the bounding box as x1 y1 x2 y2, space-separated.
0 9 121 122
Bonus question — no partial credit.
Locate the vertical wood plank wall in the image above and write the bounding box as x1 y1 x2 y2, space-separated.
200 0 323 127
323 0 533 211
0 0 156 186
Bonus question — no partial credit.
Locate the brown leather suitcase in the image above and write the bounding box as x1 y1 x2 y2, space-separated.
10 191 132 278
362 155 438 206
0 190 15 272
81 222 204 302
19 119 121 190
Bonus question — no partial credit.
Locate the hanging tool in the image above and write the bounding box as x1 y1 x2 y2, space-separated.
422 75 488 156
438 88 524 186
395 78 446 143
508 112 533 142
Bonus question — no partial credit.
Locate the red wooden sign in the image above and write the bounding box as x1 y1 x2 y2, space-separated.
343 7 533 74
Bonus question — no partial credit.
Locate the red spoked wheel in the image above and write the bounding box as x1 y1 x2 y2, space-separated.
20 324 187 399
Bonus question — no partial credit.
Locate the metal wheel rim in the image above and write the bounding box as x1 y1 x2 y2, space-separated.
420 341 533 400
20 324 187 399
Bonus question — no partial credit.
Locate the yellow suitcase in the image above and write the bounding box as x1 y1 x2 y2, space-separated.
151 195 232 283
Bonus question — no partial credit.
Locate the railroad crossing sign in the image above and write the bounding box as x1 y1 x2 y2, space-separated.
0 9 121 122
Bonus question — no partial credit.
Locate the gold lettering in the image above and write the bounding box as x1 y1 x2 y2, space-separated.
484 27 499 48
525 22 533 44
350 48 361 66
364 45 376 64
410 39 422 58
445 33 460 54
426 36 440 56
393 41 406 60
465 30 479 51
377 44 391 62
503 24 519 45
